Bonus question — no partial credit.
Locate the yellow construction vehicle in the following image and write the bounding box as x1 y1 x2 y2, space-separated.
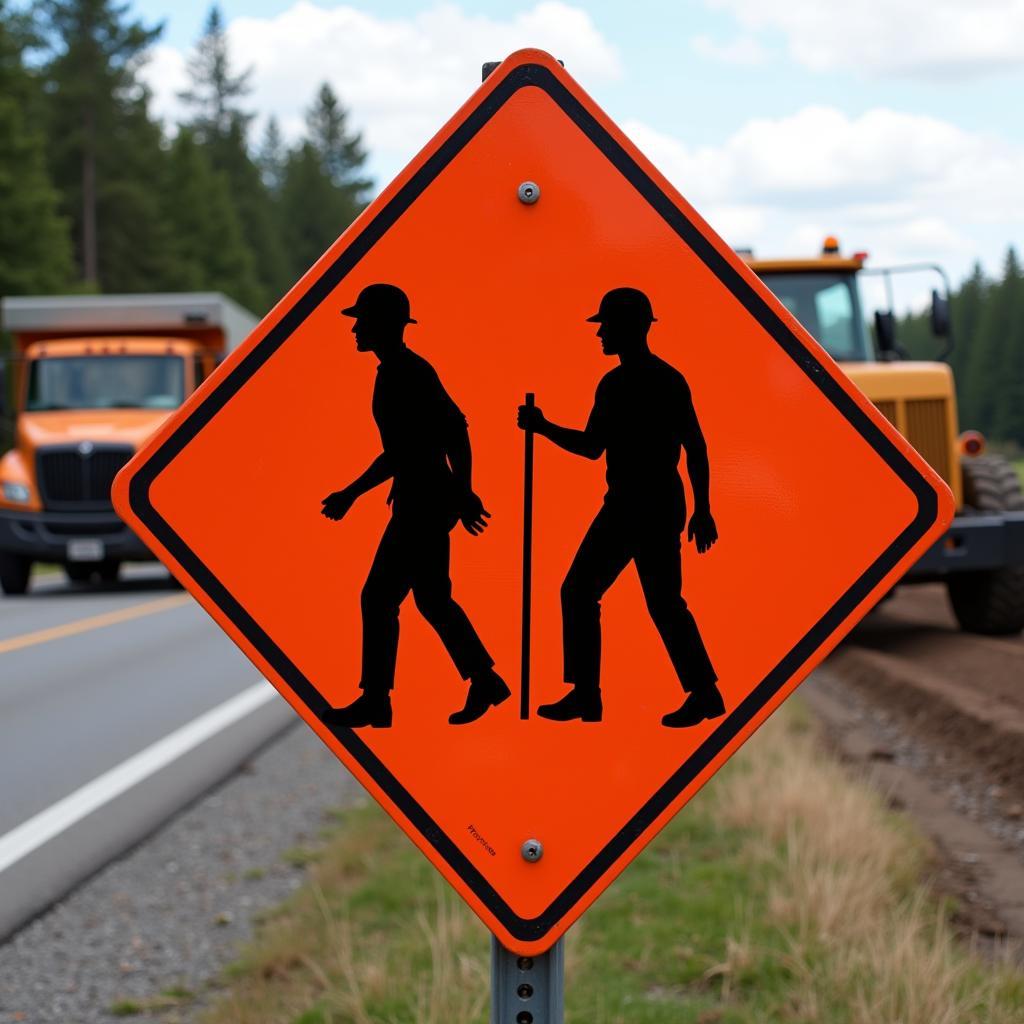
746 238 1024 634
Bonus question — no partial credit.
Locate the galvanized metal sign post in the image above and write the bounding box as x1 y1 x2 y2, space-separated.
492 936 563 1024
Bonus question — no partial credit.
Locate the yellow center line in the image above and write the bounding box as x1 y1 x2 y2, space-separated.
0 594 192 656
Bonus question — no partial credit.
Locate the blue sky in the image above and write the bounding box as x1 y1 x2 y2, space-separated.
132 1 1024 301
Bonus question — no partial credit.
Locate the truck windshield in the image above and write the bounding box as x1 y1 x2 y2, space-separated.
26 355 185 412
757 272 871 361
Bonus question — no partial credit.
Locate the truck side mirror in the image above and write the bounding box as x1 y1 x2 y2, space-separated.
874 310 898 361
930 289 950 337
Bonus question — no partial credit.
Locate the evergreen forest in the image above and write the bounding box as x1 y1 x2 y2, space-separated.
0 0 370 315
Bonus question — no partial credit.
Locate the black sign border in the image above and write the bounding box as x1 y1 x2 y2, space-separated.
129 62 938 943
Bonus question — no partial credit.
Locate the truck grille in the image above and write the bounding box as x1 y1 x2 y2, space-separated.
870 398 952 485
904 399 950 482
36 444 134 510
873 400 898 426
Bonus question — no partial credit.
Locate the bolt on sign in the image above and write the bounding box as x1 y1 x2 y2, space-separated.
114 49 954 955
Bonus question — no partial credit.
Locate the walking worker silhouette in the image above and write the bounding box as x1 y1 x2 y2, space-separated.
517 287 725 728
321 284 510 728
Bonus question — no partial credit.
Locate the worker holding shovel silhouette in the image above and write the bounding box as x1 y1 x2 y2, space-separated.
518 288 724 728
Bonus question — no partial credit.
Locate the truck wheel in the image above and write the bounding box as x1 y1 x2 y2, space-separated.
99 560 121 583
947 455 1024 635
0 552 32 595
65 563 95 584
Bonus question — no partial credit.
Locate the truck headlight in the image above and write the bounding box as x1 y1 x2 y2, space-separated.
1 482 31 504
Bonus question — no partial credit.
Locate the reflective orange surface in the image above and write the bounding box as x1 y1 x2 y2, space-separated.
114 50 953 953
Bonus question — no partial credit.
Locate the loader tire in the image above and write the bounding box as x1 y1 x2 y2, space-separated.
947 455 1024 635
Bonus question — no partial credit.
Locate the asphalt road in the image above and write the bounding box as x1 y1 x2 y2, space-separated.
0 566 294 937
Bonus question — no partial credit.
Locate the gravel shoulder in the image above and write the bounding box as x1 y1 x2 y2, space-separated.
0 722 361 1024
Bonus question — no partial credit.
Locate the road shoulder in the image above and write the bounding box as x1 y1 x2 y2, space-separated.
0 722 360 1024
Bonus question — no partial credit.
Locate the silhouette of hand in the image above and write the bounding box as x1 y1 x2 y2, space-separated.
517 403 545 433
321 488 356 522
687 507 718 554
459 491 491 536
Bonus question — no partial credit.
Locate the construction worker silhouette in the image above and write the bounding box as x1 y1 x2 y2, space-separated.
321 284 510 728
517 288 724 727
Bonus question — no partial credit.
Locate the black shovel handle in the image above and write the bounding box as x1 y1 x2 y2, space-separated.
520 392 535 720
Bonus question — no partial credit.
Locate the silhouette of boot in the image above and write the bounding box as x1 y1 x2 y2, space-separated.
661 686 725 728
324 691 393 729
537 686 602 722
449 669 511 725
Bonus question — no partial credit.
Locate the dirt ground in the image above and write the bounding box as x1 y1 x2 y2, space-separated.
806 583 1024 952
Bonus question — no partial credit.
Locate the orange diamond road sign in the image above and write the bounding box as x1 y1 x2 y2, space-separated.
114 49 954 954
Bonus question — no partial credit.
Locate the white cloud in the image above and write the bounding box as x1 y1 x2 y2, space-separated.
690 33 767 66
136 3 1020 291
141 1 621 172
702 0 1024 78
623 107 1024 284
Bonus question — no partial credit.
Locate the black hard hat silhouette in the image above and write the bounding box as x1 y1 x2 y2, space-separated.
586 287 657 325
341 283 417 324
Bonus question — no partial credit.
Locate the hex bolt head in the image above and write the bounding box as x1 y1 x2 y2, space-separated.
518 181 541 205
521 838 543 862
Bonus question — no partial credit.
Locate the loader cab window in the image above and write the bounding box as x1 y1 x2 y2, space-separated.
757 272 872 361
26 355 185 411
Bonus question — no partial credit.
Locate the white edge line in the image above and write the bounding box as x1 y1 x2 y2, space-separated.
0 680 277 875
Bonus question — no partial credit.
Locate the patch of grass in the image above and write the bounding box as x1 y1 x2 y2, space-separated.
243 866 266 881
282 845 321 869
109 987 196 1016
108 1001 142 1017
201 702 1024 1024
161 985 195 1000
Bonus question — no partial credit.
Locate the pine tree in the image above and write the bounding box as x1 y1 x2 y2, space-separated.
257 116 286 194
177 4 252 144
949 262 989 429
305 83 370 198
179 6 285 311
279 142 342 278
988 249 1024 446
278 83 371 283
36 0 165 288
0 3 73 295
211 118 289 309
161 128 261 305
93 93 182 294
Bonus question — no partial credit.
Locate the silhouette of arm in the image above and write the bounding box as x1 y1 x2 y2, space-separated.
436 379 491 535
679 382 717 552
321 454 392 521
446 415 473 495
535 419 604 459
680 405 710 511
348 453 394 496
517 382 607 460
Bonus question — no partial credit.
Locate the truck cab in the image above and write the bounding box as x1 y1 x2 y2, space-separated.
0 294 257 593
746 242 1024 634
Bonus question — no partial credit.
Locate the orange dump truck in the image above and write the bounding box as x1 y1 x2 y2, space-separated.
0 294 257 594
